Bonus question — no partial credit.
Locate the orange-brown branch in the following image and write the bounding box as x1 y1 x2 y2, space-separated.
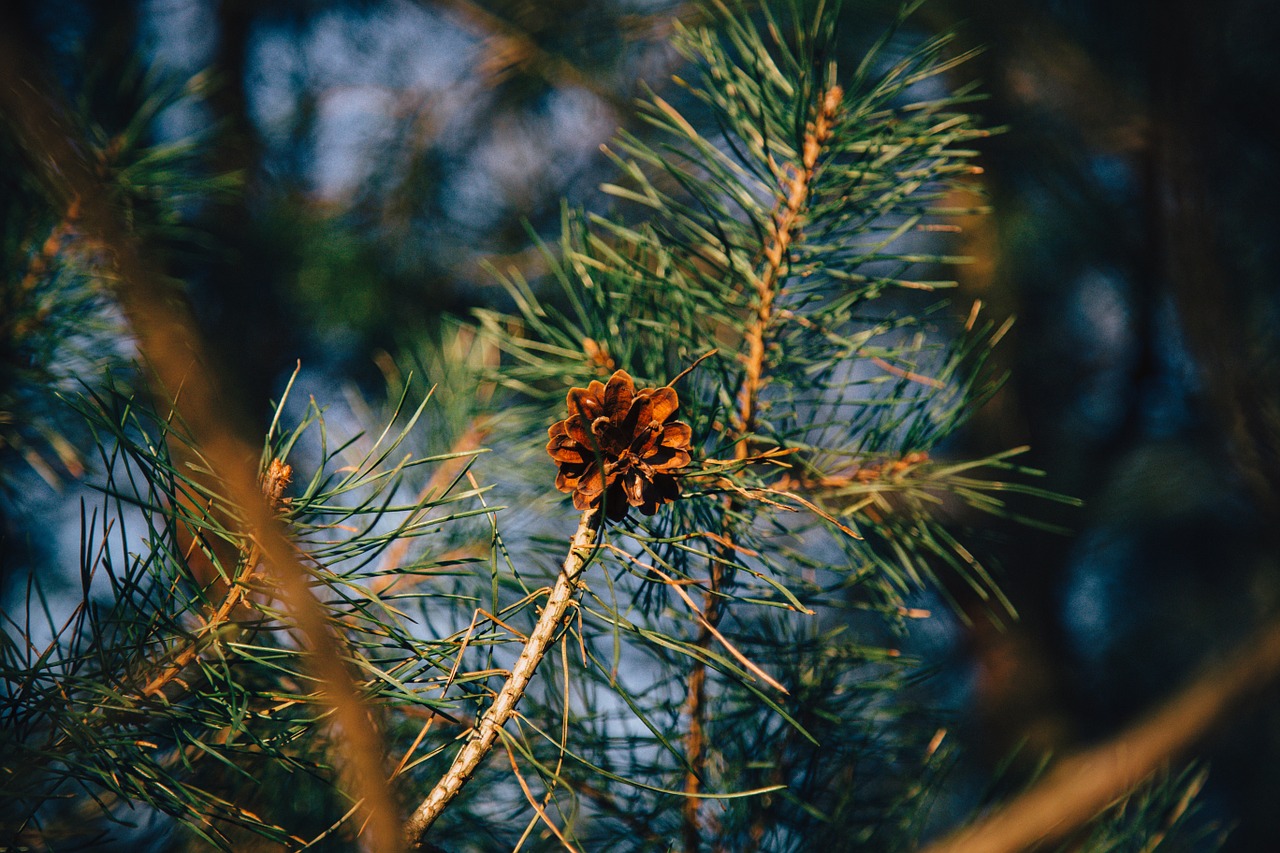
920 615 1280 853
141 460 292 700
0 36 404 850
683 84 843 852
734 84 843 461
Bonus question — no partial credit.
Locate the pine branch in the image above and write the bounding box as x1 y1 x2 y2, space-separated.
682 71 845 853
6 3 1212 850
0 30 403 852
921 615 1280 853
459 4 1055 846
405 507 602 847
138 459 291 700
734 82 843 457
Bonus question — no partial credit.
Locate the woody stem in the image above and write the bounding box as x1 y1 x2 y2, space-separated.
682 84 842 852
405 507 602 848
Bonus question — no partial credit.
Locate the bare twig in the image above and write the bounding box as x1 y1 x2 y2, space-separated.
405 507 603 847
919 616 1280 853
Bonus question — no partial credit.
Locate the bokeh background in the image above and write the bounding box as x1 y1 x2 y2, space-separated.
4 0 1280 848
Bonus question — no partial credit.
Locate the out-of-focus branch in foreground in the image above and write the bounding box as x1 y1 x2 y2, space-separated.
0 26 403 853
920 615 1280 853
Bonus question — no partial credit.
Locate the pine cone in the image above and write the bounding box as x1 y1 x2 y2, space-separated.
547 370 692 521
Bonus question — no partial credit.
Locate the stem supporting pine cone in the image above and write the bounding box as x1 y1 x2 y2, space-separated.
405 507 602 847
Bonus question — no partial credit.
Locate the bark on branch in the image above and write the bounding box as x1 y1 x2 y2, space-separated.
682 83 843 852
405 508 603 847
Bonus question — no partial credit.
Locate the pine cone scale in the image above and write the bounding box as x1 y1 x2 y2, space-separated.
661 422 692 447
547 432 587 464
603 372 634 418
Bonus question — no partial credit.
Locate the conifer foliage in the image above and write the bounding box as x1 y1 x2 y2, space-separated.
1 1 1210 851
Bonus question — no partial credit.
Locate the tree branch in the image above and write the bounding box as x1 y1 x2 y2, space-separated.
682 82 843 852
0 28 404 853
140 459 291 700
405 507 603 847
919 615 1280 853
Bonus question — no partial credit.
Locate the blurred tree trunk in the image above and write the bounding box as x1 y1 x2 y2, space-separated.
1152 0 1280 517
194 0 294 422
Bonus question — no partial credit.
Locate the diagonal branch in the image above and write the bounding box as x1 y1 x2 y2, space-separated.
733 83 844 459
0 28 404 853
405 507 602 848
919 615 1280 853
140 459 292 700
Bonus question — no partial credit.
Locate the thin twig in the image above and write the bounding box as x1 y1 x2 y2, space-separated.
405 508 603 847
666 349 719 388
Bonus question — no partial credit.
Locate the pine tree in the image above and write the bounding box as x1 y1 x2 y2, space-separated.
0 1 1218 851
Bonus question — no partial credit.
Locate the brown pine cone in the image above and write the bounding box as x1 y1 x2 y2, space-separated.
546 369 692 521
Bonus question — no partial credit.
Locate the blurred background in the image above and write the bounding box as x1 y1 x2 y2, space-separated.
3 0 1280 848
